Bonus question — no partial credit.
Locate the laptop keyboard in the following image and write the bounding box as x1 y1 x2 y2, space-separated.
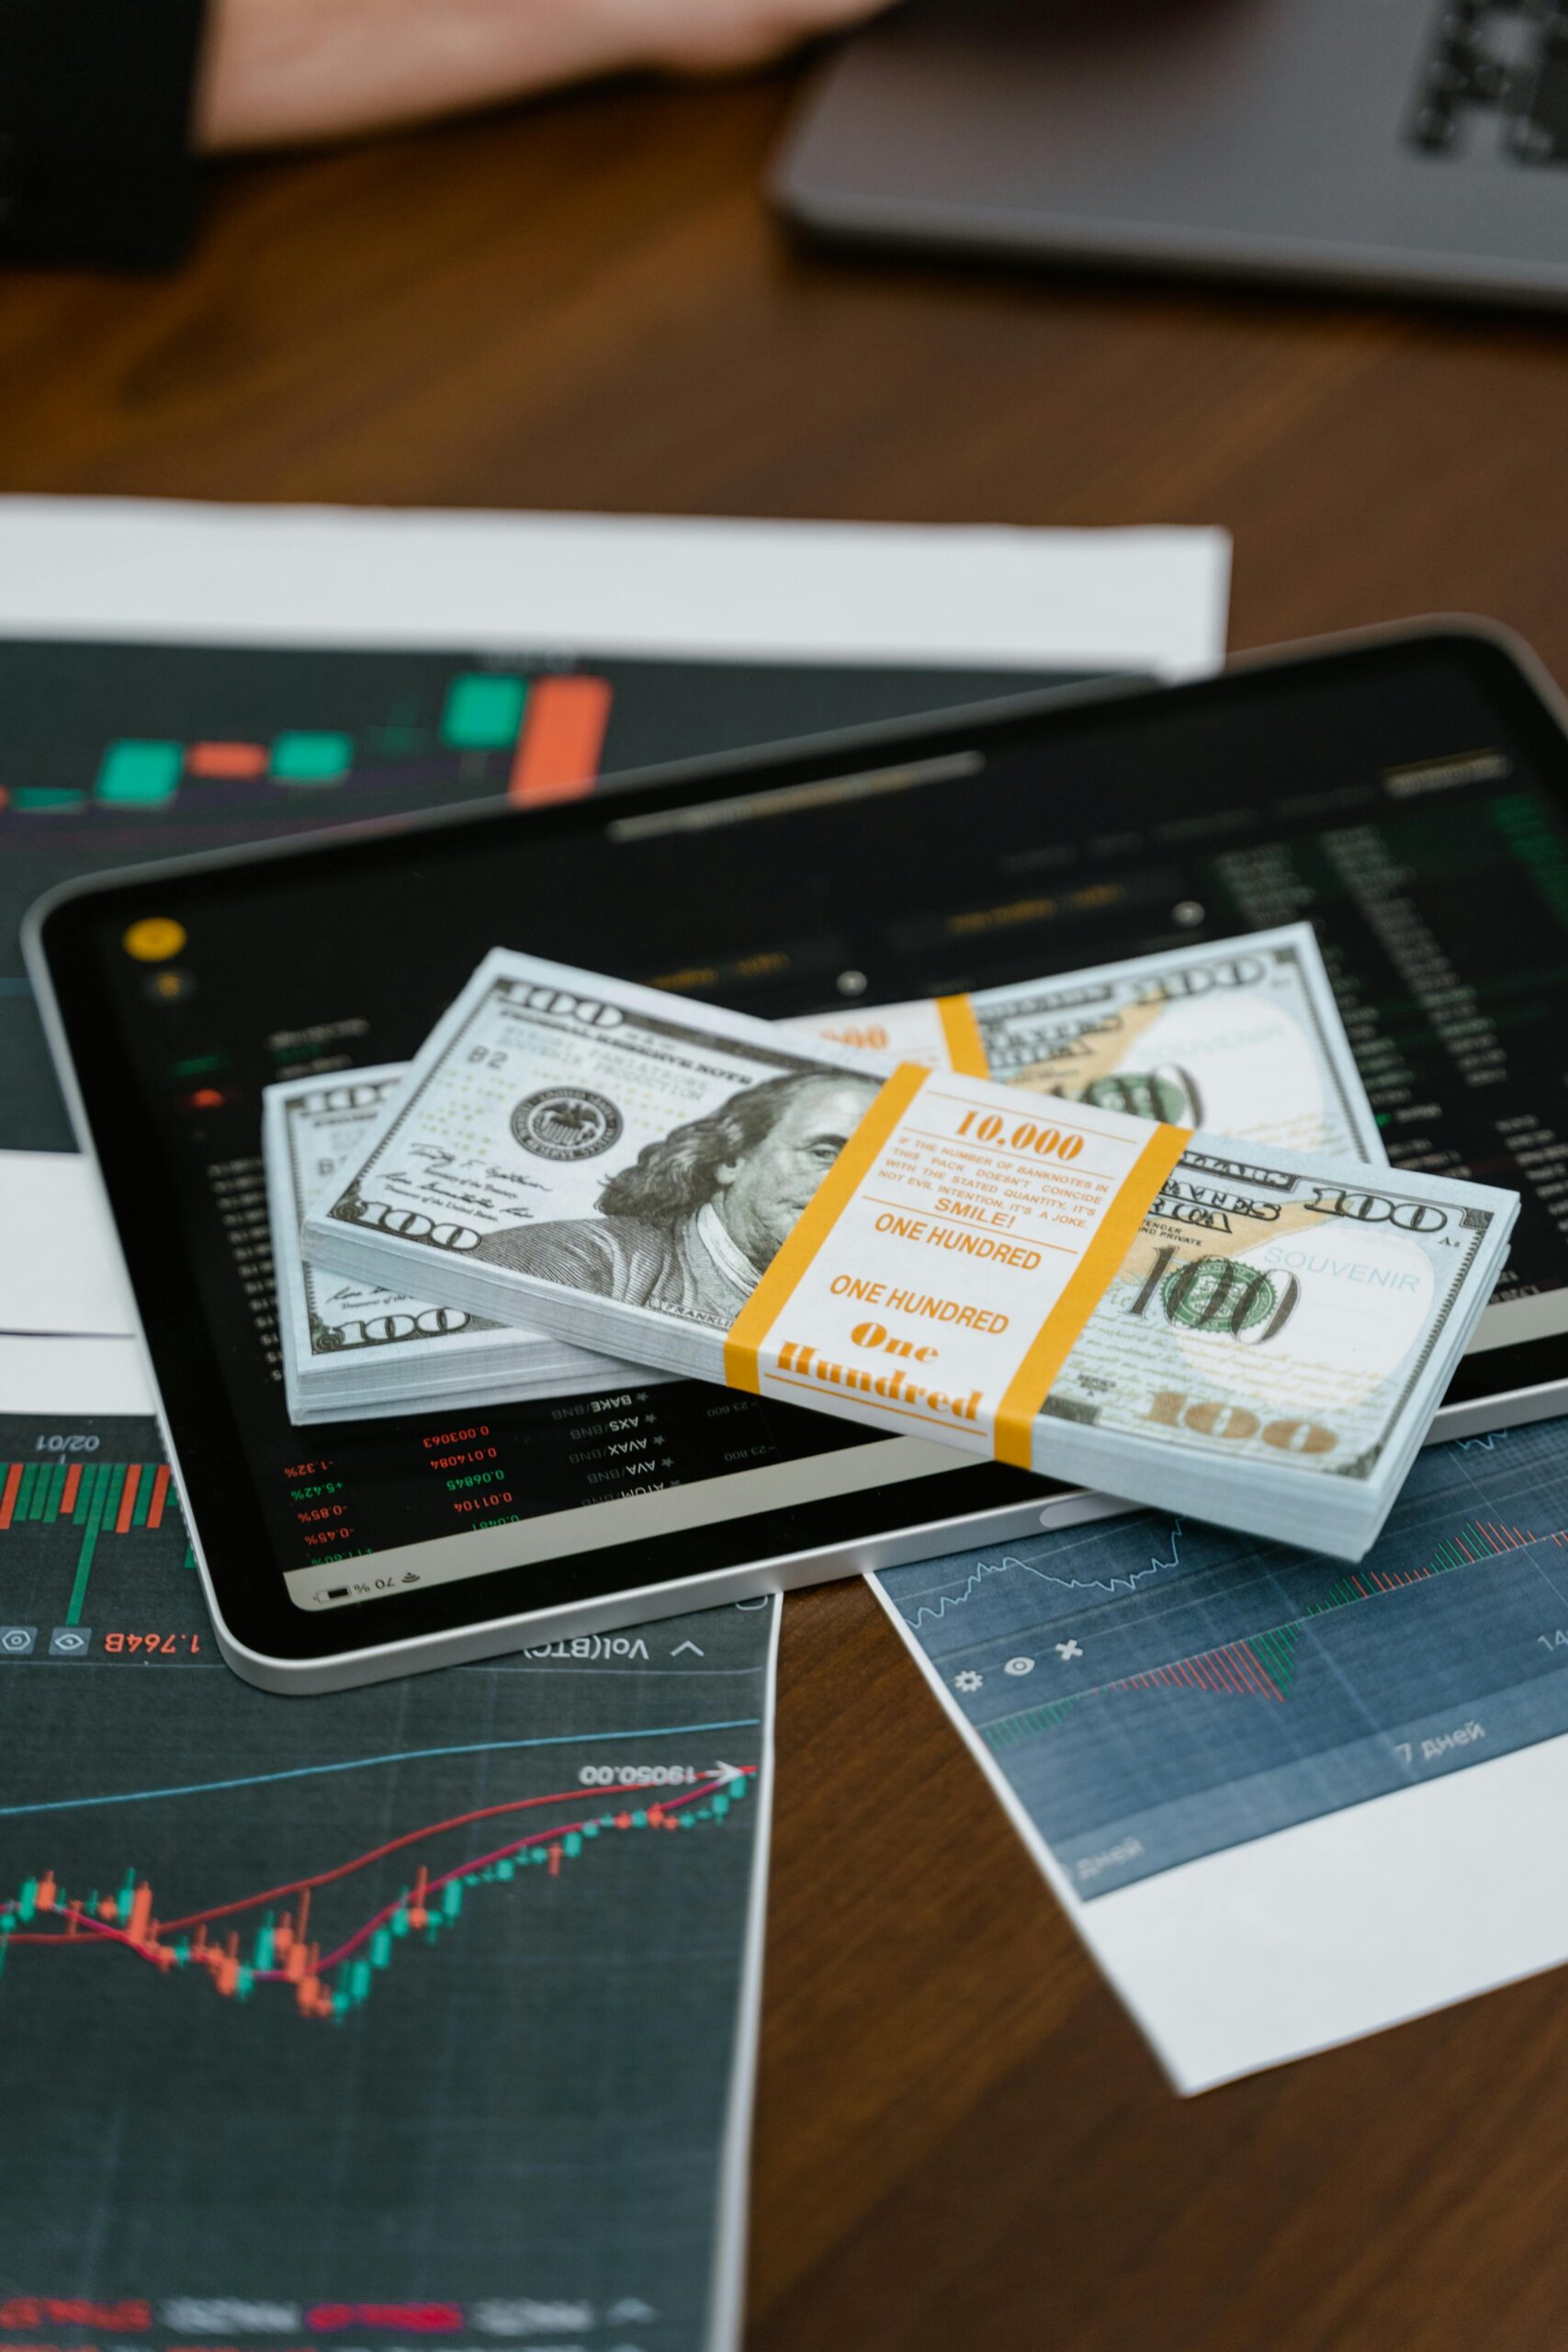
1410 0 1568 164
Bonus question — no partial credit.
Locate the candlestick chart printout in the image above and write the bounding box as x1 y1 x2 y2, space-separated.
0 635 1068 1151
876 1416 1568 1896
0 1406 777 2352
873 1416 1568 2082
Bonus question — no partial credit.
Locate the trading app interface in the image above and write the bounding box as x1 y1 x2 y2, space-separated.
74 647 1568 1622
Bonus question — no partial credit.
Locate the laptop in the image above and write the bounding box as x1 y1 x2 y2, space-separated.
774 0 1568 308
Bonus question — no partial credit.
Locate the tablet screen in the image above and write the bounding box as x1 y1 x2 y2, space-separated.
39 630 1568 1654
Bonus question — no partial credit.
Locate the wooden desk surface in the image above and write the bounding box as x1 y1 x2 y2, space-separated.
8 62 1568 2351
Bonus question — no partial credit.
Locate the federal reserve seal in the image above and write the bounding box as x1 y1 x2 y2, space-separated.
511 1087 623 1161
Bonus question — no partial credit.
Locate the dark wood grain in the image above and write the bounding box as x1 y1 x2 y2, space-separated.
6 59 1568 2349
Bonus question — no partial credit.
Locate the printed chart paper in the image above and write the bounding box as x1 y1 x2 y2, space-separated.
873 1413 1568 2090
0 1340 778 2348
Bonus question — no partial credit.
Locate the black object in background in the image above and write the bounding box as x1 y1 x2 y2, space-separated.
0 0 205 265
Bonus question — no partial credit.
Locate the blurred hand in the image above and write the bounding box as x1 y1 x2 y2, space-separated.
197 0 892 149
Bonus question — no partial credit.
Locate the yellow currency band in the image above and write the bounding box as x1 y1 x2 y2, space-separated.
725 1062 1189 1464
991 1119 1191 1471
935 992 988 1076
724 1061 929 1395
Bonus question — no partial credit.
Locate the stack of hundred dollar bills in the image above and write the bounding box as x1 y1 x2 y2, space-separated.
265 1065 662 1422
269 923 1517 1560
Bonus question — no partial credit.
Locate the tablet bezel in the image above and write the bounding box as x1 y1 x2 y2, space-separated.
28 621 1568 1690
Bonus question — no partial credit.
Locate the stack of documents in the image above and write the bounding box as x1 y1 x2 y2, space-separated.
285 945 1517 1560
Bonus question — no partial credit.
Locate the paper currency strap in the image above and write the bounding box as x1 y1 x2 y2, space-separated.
934 993 988 1076
723 1064 1190 1470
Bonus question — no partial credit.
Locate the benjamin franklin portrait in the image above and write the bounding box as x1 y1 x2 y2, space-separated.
474 1069 880 1327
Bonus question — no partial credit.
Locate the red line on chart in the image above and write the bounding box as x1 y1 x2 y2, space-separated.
0 1765 757 2023
158 1780 681 1931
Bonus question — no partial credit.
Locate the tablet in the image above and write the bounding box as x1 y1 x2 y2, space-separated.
29 623 1568 1690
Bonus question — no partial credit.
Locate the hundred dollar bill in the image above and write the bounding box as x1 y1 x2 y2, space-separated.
264 1064 660 1424
301 953 1517 1557
1011 1144 1510 1556
783 922 1385 1163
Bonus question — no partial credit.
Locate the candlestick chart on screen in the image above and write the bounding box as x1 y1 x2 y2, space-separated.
0 634 1063 1150
880 1413 1568 1898
0 1412 775 2344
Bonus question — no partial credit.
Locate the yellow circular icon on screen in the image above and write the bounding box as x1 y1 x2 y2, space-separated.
123 917 186 963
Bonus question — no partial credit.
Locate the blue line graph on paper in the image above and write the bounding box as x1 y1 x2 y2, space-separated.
901 1526 1185 1629
877 1414 1568 1898
0 1718 762 1822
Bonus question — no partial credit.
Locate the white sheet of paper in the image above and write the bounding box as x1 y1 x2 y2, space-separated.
0 496 1230 1341
0 497 1230 675
1083 1737 1568 2090
0 1153 136 1336
0 1335 153 1414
